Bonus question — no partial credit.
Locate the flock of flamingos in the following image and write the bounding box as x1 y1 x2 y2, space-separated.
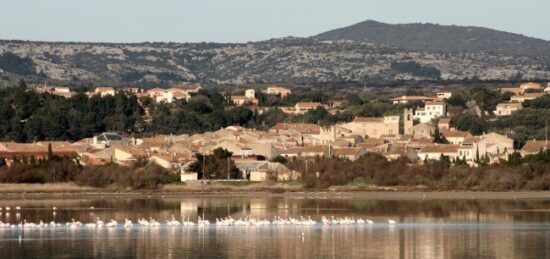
0 206 397 230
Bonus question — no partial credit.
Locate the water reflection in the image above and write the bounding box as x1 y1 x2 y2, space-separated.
0 197 548 258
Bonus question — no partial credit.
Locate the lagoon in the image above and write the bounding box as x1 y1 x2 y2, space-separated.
0 195 548 258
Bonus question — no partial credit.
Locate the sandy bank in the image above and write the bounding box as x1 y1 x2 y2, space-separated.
0 183 548 200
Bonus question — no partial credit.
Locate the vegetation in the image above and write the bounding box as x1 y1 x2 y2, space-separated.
0 84 143 142
0 156 178 190
390 61 441 79
0 82 367 142
287 153 549 191
187 148 241 180
0 52 36 76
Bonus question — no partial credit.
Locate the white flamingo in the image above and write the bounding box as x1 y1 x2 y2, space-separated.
96 217 105 228
124 218 133 228
106 219 117 228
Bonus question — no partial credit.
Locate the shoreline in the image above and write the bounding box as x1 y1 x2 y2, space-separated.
0 183 549 200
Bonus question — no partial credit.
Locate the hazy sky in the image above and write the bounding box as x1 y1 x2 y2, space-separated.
1 0 549 43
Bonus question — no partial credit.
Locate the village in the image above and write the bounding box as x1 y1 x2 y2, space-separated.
1 81 550 185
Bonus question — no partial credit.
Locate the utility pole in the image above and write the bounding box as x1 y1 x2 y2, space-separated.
202 156 206 180
227 157 230 180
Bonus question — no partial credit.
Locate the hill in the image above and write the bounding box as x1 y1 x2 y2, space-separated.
314 20 550 59
1 21 550 86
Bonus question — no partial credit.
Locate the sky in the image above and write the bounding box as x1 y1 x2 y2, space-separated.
1 0 549 43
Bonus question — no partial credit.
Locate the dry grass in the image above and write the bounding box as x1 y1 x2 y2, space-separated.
0 183 98 193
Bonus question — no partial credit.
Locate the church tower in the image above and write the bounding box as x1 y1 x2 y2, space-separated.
404 108 414 135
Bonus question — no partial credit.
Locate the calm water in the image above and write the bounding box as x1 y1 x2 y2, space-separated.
0 196 548 258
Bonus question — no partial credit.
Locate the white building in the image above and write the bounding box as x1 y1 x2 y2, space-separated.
494 102 522 116
436 92 452 100
418 145 459 161
245 89 255 99
414 101 447 123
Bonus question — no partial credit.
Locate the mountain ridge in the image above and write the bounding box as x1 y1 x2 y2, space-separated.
0 20 549 86
313 20 550 59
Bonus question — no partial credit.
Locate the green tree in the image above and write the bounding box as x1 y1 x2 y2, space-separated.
433 128 447 144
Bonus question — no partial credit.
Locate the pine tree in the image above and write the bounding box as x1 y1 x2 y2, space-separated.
47 143 53 160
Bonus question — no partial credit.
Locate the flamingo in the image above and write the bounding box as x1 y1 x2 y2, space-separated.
149 217 160 227
96 217 105 228
85 222 96 228
166 215 181 226
106 219 117 228
124 218 133 228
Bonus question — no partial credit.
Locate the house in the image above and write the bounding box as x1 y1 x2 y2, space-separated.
0 141 77 165
214 140 252 157
278 147 303 158
180 161 199 182
90 146 145 165
499 87 522 95
436 92 452 100
149 153 191 171
263 86 291 97
405 123 435 139
358 138 385 149
92 132 125 147
441 130 472 145
294 102 322 114
94 87 115 97
483 133 514 151
231 95 259 106
52 87 74 98
167 87 192 102
483 133 514 158
146 85 201 103
333 147 369 161
438 118 451 131
300 145 329 157
414 101 446 123
520 140 550 156
458 137 487 163
417 144 459 161
245 89 255 99
519 82 542 93
510 93 544 103
342 116 399 138
235 161 297 181
319 125 354 145
494 102 522 116
269 123 321 135
499 83 541 96
391 95 438 104
121 87 140 94
172 84 201 95
34 86 75 98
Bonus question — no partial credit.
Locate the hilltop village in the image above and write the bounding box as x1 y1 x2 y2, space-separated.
0 81 550 189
